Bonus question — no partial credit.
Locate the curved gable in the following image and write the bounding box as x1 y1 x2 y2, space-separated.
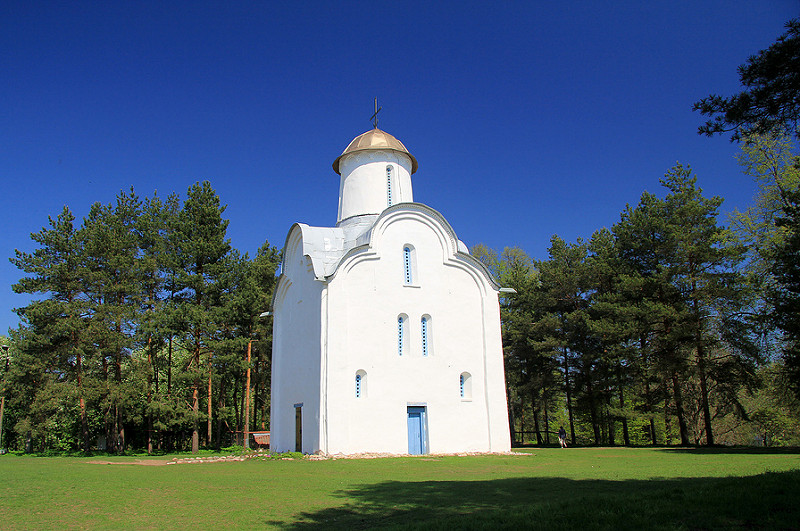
330 203 501 291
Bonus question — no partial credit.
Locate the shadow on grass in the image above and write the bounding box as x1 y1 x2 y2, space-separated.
658 446 800 455
269 470 800 530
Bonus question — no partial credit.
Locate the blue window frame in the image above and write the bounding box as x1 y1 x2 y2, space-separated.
421 316 429 356
387 165 393 207
398 315 406 356
403 247 412 284
460 372 472 400
355 373 362 398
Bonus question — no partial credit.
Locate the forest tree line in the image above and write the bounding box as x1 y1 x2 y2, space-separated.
476 135 800 447
1 181 280 453
2 137 798 453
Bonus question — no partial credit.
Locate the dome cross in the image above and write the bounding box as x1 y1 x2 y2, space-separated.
370 98 382 129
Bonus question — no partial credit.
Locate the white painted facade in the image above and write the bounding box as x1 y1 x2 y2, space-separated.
270 128 511 455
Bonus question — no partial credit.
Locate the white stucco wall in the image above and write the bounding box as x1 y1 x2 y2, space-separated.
320 206 511 454
270 227 324 453
337 150 413 224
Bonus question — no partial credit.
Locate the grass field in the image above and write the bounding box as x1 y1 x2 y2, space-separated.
1 447 799 529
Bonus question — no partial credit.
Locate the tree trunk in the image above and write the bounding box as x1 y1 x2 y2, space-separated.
543 398 550 445
671 371 690 445
696 349 714 445
606 392 615 446
167 336 173 396
239 375 245 439
253 356 261 432
115 404 121 454
73 327 89 453
506 386 516 446
617 366 630 446
233 381 240 437
531 391 543 445
664 378 672 445
642 341 657 445
207 370 212 447
694 330 714 445
191 384 199 453
215 377 224 451
79 396 89 453
147 336 153 455
563 346 576 445
690 276 715 446
586 373 601 445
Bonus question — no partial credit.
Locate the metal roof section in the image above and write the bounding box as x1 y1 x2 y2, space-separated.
286 202 500 290
291 215 375 280
332 128 418 175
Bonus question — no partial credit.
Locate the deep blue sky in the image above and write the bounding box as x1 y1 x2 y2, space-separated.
2 2 797 335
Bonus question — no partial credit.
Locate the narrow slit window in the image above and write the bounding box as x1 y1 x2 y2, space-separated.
387 165 393 207
398 315 407 356
421 316 430 357
460 372 472 400
403 247 412 284
355 370 367 398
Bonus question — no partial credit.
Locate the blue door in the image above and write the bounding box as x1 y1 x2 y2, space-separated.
407 406 427 455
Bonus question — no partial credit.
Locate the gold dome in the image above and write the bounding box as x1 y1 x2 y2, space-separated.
333 128 418 175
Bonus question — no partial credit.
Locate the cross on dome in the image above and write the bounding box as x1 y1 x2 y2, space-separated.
370 98 382 129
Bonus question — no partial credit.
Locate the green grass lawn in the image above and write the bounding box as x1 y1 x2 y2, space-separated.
1 447 798 529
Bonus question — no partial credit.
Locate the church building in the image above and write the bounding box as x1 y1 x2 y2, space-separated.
270 125 511 455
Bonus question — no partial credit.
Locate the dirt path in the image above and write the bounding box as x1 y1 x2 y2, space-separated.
87 459 170 466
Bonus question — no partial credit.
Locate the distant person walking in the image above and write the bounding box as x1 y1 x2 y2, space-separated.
558 426 567 448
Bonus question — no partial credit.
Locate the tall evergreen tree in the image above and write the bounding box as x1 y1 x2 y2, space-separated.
10 207 92 451
171 181 231 453
614 191 693 445
660 164 752 445
772 187 800 397
587 228 633 446
534 236 592 445
82 190 143 452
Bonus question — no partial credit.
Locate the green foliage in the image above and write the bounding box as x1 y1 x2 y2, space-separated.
772 186 800 397
483 160 777 448
694 19 800 141
6 182 280 454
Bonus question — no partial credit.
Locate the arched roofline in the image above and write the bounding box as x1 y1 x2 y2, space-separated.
270 223 311 310
329 202 502 290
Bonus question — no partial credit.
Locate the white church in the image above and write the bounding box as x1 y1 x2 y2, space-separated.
270 124 511 455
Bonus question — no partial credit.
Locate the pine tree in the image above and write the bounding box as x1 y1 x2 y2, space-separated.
614 191 693 445
171 181 231 453
660 164 752 445
533 236 592 445
82 190 143 452
773 187 800 397
137 193 181 453
10 207 93 452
